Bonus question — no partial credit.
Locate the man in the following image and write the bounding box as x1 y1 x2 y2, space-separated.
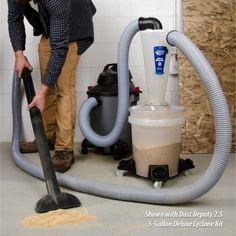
8 0 96 172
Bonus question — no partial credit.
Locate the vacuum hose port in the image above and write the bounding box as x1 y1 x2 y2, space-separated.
138 17 163 31
149 165 169 181
94 96 102 107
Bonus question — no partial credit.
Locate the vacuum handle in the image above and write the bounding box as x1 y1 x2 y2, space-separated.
21 67 36 104
103 63 117 72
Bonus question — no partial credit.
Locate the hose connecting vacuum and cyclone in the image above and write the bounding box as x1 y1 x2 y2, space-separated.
79 18 162 147
11 18 232 205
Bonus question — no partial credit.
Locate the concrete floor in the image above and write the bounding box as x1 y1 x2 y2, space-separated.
0 142 235 236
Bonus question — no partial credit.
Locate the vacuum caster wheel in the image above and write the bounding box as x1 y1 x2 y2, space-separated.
153 181 163 189
116 170 125 177
81 147 88 155
184 170 192 176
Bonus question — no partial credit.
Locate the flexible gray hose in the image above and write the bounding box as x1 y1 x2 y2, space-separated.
11 29 231 204
79 20 140 147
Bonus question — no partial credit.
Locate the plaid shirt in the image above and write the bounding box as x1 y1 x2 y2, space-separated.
8 0 96 87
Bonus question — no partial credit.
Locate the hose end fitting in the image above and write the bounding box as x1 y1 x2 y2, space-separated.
166 30 178 46
138 17 163 31
94 96 102 107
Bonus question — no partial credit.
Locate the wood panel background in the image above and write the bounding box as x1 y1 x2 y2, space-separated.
180 0 235 153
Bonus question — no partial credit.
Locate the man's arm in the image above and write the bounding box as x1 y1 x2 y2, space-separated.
28 0 71 112
8 0 32 77
42 0 71 87
8 0 26 52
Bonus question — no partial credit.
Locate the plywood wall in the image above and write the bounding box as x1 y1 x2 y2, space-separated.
180 0 235 153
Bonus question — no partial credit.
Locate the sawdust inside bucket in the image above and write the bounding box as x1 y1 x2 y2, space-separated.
20 208 96 228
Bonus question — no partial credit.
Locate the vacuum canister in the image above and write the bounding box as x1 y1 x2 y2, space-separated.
81 64 140 160
128 104 185 179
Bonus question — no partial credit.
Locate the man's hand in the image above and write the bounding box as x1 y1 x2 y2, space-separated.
28 85 49 113
15 50 33 78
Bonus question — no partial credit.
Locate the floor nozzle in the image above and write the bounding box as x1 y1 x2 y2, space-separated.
35 192 81 213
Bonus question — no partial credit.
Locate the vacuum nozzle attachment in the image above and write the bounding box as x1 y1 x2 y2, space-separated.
21 68 81 213
36 192 81 213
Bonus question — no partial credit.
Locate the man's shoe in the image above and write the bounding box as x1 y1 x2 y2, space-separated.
20 139 55 153
52 150 75 173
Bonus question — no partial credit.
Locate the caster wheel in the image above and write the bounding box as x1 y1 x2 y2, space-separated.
184 170 191 176
153 181 163 189
116 170 125 177
81 147 88 155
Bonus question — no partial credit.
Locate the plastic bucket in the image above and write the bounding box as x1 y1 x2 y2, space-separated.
128 104 185 178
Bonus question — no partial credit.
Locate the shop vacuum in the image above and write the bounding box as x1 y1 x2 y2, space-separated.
81 64 140 160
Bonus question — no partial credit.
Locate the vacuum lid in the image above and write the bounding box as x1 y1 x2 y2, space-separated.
87 63 138 96
97 63 132 86
87 83 140 97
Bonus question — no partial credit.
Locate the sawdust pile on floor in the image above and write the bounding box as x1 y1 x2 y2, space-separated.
21 209 96 228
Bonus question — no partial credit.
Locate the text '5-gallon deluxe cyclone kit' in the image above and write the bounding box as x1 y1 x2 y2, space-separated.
11 0 231 212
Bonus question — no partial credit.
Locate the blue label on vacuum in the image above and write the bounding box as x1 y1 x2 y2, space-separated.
153 46 169 75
